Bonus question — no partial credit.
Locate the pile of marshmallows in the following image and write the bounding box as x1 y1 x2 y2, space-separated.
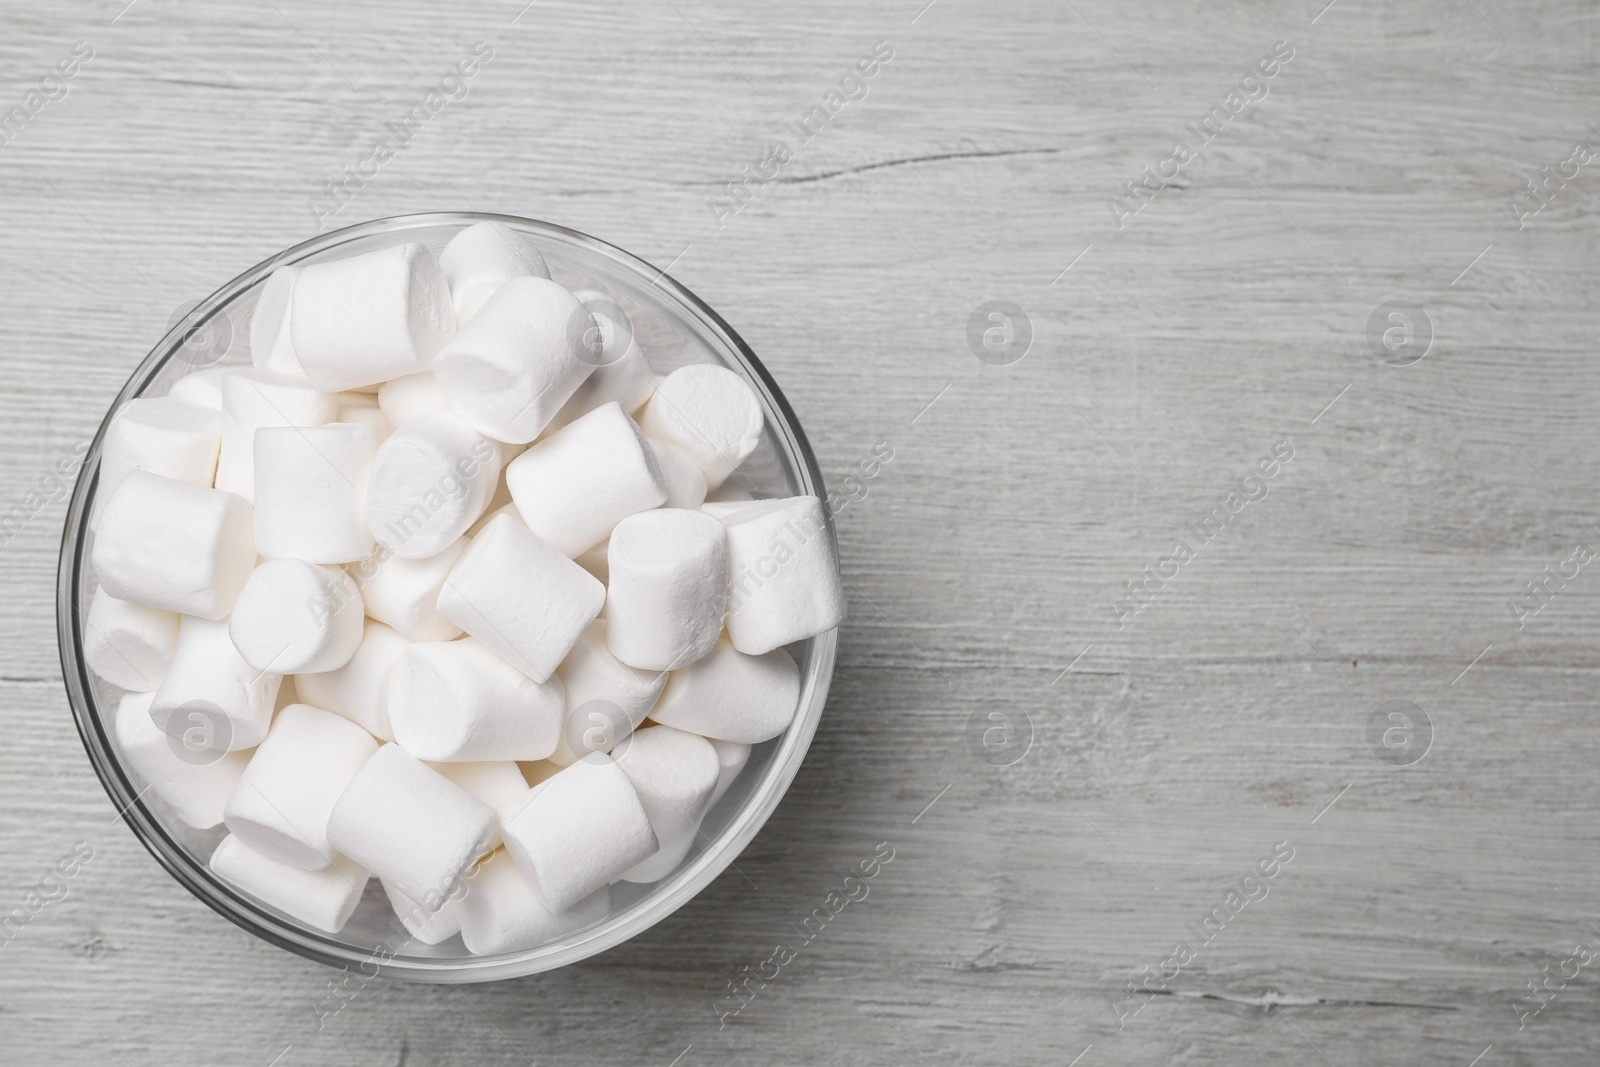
84 222 844 954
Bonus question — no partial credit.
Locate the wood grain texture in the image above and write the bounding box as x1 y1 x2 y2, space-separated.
2 0 1599 1063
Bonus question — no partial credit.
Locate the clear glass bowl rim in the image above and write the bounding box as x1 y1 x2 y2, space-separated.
55 211 838 982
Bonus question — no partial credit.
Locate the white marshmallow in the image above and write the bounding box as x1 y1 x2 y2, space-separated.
290 242 454 392
382 878 464 946
326 743 497 907
437 514 605 683
210 835 368 934
249 264 305 377
707 738 752 809
613 725 720 883
365 408 503 560
605 509 727 672
389 638 564 762
215 370 337 501
228 559 364 675
224 703 378 870
439 221 550 326
433 276 597 444
546 289 657 431
724 495 846 654
165 366 230 411
557 619 665 738
377 371 450 426
336 403 392 447
504 402 667 557
638 364 763 490
647 438 708 510
295 620 409 740
647 636 800 744
150 615 283 753
114 689 249 829
498 754 656 911
96 397 221 526
350 537 465 642
92 471 254 619
253 423 376 563
424 760 532 851
700 498 759 521
457 849 610 955
83 587 179 692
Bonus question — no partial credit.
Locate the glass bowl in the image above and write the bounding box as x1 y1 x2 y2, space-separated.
56 212 838 982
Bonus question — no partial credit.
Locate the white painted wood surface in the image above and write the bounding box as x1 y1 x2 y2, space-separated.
2 0 1598 1063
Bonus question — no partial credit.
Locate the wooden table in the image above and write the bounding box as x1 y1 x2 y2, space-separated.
2 0 1596 1063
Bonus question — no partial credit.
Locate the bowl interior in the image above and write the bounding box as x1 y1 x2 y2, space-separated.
58 212 837 981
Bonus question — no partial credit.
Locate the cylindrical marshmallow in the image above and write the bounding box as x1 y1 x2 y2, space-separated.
647 438 708 510
724 495 846 654
605 509 727 671
290 242 454 392
165 366 230 412
150 615 284 753
228 559 364 675
210 835 369 934
94 397 221 526
707 738 752 810
337 403 392 447
546 289 657 432
433 276 597 444
114 689 250 829
326 743 497 908
249 264 306 377
497 754 656 911
503 402 667 557
613 725 720 883
383 877 464 946
700 498 758 521
253 423 376 563
365 408 503 559
84 586 179 692
436 514 606 683
224 703 378 870
425 760 534 851
638 364 763 490
457 848 610 955
350 537 465 642
389 638 564 762
556 619 665 742
92 471 255 620
438 221 550 327
294 620 410 740
215 370 337 501
647 635 800 744
377 371 450 427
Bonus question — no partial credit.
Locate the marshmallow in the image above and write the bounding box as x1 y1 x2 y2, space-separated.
336 403 391 447
457 848 610 955
724 495 846 654
165 366 229 412
215 370 337 501
498 754 656 911
433 276 597 444
437 514 605 683
294 620 409 740
350 537 465 642
210 835 368 934
224 703 378 870
707 738 752 809
647 635 799 744
377 371 450 426
638 364 763 490
83 587 179 691
96 397 222 525
389 638 563 762
150 615 283 752
92 471 254 619
504 402 667 557
438 221 551 326
249 264 305 377
605 509 727 671
383 878 464 946
546 289 657 432
228 559 364 675
326 743 497 907
554 619 665 753
613 725 720 883
365 408 503 559
253 423 376 563
700 498 759 521
114 689 249 829
647 439 708 510
290 242 454 392
425 760 533 850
